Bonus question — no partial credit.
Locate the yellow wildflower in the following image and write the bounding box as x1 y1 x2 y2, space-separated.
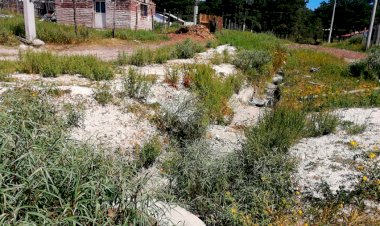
295 191 301 196
230 207 238 215
362 176 368 182
338 203 344 209
376 179 380 185
303 223 309 226
373 146 379 151
298 209 303 216
349 140 359 148
369 152 377 159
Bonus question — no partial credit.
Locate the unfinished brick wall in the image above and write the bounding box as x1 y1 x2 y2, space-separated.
54 0 155 30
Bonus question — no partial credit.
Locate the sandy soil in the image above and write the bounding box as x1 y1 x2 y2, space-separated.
291 108 380 197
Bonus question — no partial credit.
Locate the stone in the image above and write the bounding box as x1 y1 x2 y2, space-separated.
250 97 266 107
152 201 206 226
32 39 45 47
310 67 320 73
272 75 283 85
19 44 29 51
237 86 254 104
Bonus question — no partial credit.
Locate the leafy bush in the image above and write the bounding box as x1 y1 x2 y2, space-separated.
233 50 272 77
0 88 153 224
175 39 205 59
349 48 380 80
154 46 177 64
123 68 152 99
348 35 363 45
138 137 162 168
18 51 113 80
305 111 340 137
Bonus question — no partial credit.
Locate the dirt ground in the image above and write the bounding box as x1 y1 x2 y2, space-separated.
0 33 210 61
288 44 367 62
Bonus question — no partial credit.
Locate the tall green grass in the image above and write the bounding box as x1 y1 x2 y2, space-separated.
0 88 153 224
0 14 167 45
217 30 285 52
188 64 242 123
19 51 114 80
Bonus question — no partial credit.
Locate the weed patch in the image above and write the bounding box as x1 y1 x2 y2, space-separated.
123 68 153 99
18 51 113 80
305 111 340 137
137 137 162 169
94 84 113 105
0 88 153 224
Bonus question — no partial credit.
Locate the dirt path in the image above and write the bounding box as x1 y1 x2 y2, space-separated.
0 33 209 61
288 44 367 62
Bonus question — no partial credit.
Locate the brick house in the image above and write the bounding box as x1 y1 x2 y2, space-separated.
55 0 155 30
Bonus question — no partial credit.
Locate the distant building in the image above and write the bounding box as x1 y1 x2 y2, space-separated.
0 0 54 17
55 0 155 30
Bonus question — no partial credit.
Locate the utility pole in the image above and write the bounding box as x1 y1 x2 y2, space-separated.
193 0 198 25
23 0 37 41
328 0 337 43
367 0 379 50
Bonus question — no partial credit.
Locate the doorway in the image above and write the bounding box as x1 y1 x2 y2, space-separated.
94 0 106 28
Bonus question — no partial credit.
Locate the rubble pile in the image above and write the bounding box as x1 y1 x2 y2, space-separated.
176 25 214 39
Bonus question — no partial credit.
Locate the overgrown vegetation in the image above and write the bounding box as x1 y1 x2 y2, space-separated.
164 107 307 225
0 14 167 45
137 137 162 169
187 64 242 123
284 49 380 110
324 35 365 52
123 68 154 99
117 39 205 66
349 47 380 80
0 88 154 224
305 111 340 137
15 51 114 80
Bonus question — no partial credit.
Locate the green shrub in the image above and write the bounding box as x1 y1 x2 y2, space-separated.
123 68 152 99
94 84 113 105
175 39 205 59
348 35 363 45
188 64 241 123
367 48 380 80
305 111 340 137
349 60 367 78
0 88 152 224
156 99 209 143
128 48 154 66
164 66 180 87
233 50 272 76
154 46 177 64
138 137 162 168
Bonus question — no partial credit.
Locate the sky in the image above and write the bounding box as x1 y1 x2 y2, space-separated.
307 0 325 10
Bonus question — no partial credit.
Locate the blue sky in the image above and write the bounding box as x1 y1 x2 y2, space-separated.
307 0 325 10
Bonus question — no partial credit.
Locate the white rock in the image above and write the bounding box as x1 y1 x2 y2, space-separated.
151 202 206 226
237 86 254 104
19 44 29 51
32 39 45 47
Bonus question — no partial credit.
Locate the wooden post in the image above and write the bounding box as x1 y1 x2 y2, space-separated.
163 9 166 32
151 8 154 30
73 0 77 36
112 0 116 38
135 5 138 31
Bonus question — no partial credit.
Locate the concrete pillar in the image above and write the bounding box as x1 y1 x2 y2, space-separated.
23 0 37 41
